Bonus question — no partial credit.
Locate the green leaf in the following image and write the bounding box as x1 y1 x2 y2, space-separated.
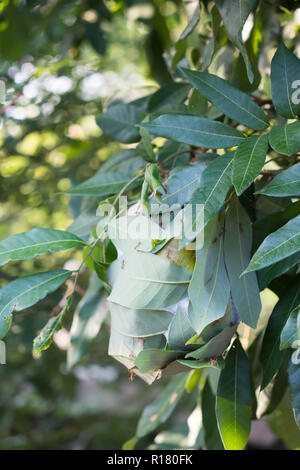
186 324 237 361
201 6 223 72
188 216 230 333
147 82 190 114
178 3 200 41
122 437 139 450
135 349 185 373
224 197 261 328
144 163 165 198
202 380 224 450
258 253 300 290
67 278 107 369
185 369 202 393
0 270 72 339
96 102 144 143
214 0 259 83
136 373 187 437
177 358 224 370
108 252 191 309
159 163 205 208
253 201 300 251
0 228 86 267
280 309 300 351
67 171 142 197
109 302 173 338
232 134 268 195
181 69 268 130
33 294 73 354
256 353 289 419
107 215 166 253
271 43 300 119
109 330 166 359
266 390 300 449
171 4 200 69
178 152 234 246
245 215 300 273
137 128 155 162
140 115 245 149
288 359 300 428
33 315 62 354
260 283 300 389
168 306 195 351
269 122 300 156
257 162 300 197
216 339 252 450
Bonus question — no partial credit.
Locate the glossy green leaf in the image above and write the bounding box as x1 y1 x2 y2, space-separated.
34 294 73 354
188 216 230 333
225 198 261 328
160 163 205 208
177 358 224 370
186 324 237 361
245 215 300 273
96 102 144 143
269 122 300 156
185 369 202 393
258 252 300 290
266 390 300 449
178 152 234 246
214 0 259 83
147 82 190 114
253 201 300 251
109 330 166 359
136 373 187 437
202 380 224 450
168 306 195 351
107 215 165 253
0 270 72 340
0 228 86 267
288 359 300 428
67 171 142 197
271 43 300 119
109 301 173 338
178 3 200 41
260 283 300 389
258 162 300 197
140 115 245 149
232 134 268 195
280 308 300 350
181 69 268 130
256 354 289 419
135 349 185 373
216 339 252 450
33 314 62 354
108 252 191 309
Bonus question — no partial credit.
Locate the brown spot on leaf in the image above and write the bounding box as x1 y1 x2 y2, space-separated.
169 393 178 404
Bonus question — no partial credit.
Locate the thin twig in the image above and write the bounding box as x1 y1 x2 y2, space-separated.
0 90 22 116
